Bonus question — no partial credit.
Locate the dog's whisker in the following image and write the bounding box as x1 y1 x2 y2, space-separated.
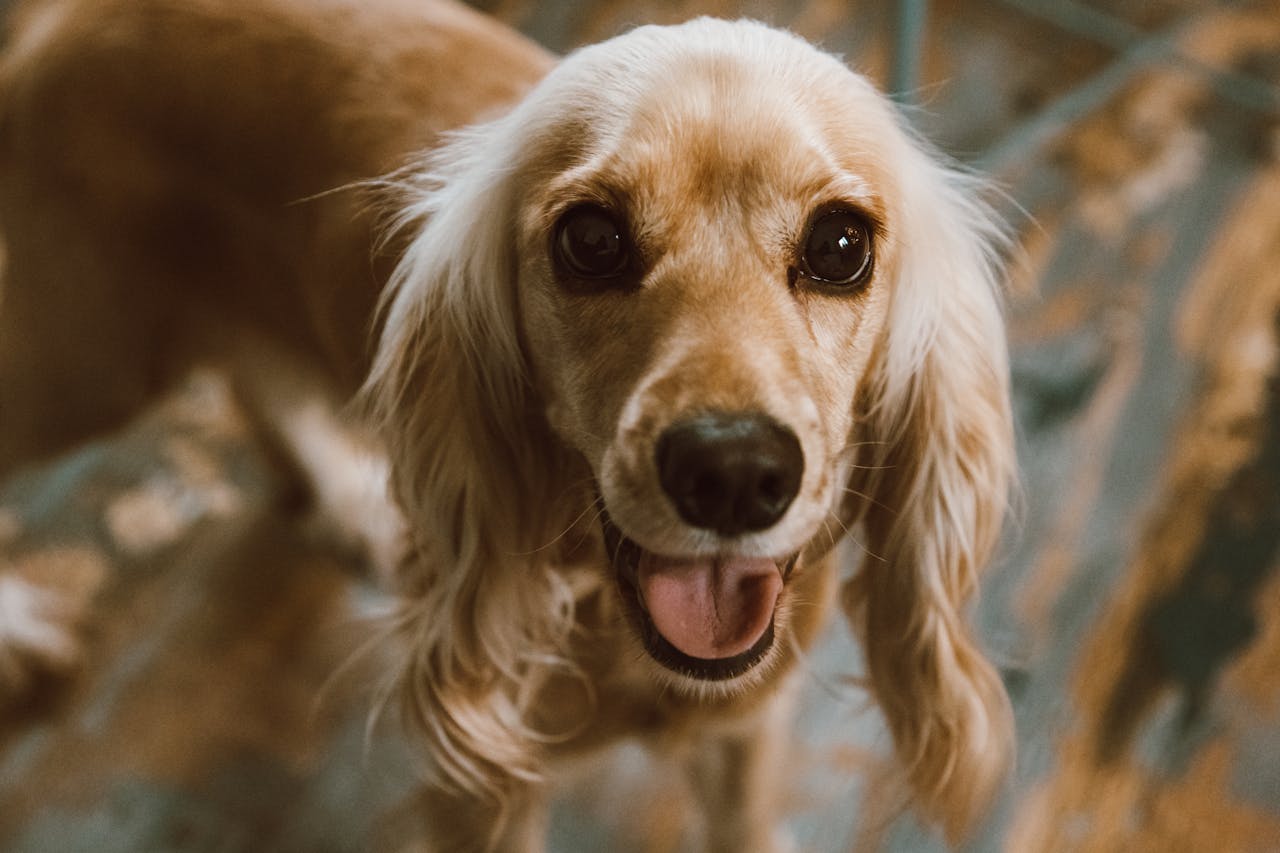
837 439 888 457
820 516 838 552
851 540 888 563
284 181 367 207
557 502 611 557
825 509 886 564
511 495 605 556
825 509 852 540
840 486 897 516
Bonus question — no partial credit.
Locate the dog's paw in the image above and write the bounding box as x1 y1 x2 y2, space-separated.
0 574 83 700
0 549 108 705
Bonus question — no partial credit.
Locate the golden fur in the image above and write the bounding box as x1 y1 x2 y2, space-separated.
0 0 1015 848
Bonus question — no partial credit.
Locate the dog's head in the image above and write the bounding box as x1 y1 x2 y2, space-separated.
515 25 904 689
368 18 1013 839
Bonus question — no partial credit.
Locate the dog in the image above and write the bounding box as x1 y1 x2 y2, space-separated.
0 0 1016 848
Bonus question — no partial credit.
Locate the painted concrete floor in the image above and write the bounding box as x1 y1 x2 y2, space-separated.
1 1 1278 851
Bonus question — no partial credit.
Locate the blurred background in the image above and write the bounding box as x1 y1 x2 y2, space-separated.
1 0 1278 850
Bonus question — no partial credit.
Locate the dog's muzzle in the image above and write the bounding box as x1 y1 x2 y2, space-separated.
600 410 803 681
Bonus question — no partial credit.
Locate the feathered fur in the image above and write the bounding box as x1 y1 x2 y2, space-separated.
0 1 1015 848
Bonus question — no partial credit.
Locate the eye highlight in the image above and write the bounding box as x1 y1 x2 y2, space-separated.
799 208 874 287
552 204 631 280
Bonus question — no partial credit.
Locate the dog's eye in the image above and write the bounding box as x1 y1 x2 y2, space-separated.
800 209 874 286
553 205 630 279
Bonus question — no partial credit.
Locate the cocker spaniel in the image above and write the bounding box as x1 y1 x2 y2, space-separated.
0 0 1015 848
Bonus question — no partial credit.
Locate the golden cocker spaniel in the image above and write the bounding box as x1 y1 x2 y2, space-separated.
0 0 1015 848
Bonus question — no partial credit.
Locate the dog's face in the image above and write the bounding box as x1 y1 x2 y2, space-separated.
508 21 906 688
371 15 1012 827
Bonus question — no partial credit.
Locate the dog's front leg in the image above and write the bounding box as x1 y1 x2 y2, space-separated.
416 784 547 853
683 683 799 853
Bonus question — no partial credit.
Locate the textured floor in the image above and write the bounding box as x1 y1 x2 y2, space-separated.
1 1 1278 851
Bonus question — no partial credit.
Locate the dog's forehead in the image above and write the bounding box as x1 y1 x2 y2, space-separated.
524 25 898 233
619 66 830 195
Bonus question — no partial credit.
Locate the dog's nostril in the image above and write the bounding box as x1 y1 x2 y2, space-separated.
656 413 804 536
758 472 783 503
692 471 727 505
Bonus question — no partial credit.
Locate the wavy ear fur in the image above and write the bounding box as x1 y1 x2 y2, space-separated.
362 115 579 801
844 129 1016 842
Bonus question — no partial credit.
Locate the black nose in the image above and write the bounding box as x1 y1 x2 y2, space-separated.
655 413 804 536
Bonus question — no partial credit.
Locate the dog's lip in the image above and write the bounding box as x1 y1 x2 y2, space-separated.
601 511 797 681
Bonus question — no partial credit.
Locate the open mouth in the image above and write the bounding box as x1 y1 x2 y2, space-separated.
601 513 796 681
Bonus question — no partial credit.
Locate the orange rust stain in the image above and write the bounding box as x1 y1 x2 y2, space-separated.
1138 740 1280 853
1014 281 1146 644
1177 165 1280 364
1179 6 1280 71
1005 7 1280 638
1062 62 1207 239
1007 279 1097 347
1006 147 1280 853
1225 566 1280 719
0 521 365 835
1009 736 1280 852
1057 7 1280 241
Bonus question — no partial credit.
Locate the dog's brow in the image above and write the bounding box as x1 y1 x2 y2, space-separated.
532 173 632 231
805 173 882 212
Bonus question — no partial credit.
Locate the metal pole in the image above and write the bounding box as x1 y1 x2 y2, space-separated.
892 0 929 105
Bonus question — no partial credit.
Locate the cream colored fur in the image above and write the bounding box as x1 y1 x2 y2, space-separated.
0 0 1015 848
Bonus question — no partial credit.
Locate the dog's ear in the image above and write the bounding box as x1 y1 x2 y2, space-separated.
362 119 578 802
843 133 1016 842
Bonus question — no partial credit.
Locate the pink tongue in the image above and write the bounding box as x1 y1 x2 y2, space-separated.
638 555 782 660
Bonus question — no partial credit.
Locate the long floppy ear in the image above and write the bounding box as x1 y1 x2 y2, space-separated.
843 131 1016 842
361 117 579 802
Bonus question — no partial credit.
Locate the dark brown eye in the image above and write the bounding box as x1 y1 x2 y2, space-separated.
800 209 874 286
553 205 630 279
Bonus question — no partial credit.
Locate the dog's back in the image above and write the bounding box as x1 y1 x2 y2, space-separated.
0 0 552 474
